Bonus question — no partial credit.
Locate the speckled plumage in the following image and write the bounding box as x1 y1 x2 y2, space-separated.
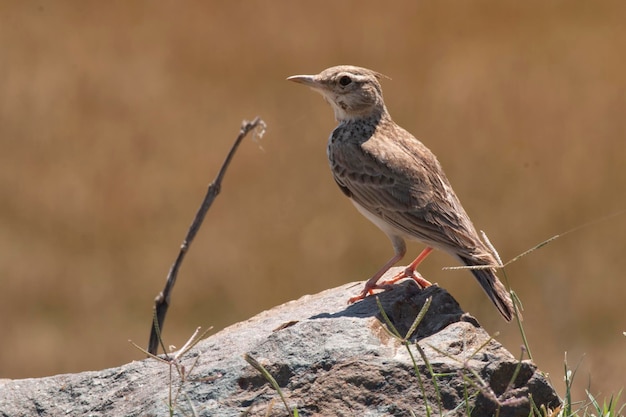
288 65 514 321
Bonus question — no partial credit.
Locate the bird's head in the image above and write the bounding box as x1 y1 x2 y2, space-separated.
287 65 389 122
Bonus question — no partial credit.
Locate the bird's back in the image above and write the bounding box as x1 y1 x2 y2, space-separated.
329 114 493 261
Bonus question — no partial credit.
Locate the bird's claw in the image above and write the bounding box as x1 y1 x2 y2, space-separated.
378 269 432 289
347 283 395 304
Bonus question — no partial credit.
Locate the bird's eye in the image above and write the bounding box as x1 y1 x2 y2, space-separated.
339 76 352 86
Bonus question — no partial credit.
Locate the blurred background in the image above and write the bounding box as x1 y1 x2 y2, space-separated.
1 1 625 401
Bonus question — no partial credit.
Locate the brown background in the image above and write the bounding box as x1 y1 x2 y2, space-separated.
1 1 625 401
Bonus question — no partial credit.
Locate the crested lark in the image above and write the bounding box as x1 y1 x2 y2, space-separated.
287 65 514 321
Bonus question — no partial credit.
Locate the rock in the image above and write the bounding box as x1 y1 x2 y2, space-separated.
0 268 560 416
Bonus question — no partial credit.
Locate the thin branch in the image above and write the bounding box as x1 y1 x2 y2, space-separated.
147 117 266 355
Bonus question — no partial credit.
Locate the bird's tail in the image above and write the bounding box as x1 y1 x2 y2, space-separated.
459 255 516 322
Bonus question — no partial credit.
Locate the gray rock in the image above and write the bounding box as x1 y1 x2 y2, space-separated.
0 268 560 416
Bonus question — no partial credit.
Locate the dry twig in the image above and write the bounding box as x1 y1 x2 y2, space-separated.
147 117 266 355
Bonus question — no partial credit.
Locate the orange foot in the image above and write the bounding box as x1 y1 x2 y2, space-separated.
377 267 432 289
347 269 432 304
347 284 387 304
348 247 434 304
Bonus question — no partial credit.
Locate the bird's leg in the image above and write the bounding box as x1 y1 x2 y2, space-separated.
348 236 406 304
377 247 433 288
348 253 405 304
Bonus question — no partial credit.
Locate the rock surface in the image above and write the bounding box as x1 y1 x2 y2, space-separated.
0 268 560 416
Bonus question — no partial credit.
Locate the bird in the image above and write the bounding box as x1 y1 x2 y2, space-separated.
286 65 515 321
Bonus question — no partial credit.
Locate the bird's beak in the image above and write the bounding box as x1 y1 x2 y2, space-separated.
286 74 319 89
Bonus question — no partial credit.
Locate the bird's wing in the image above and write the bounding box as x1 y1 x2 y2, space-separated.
330 128 480 255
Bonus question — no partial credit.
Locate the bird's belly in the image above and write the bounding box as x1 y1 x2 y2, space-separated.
350 199 455 254
350 199 413 241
